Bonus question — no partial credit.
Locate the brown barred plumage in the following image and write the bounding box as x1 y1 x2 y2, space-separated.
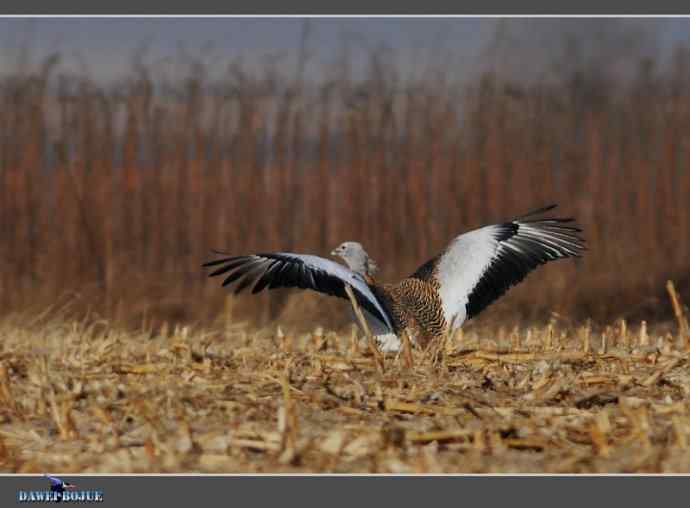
383 278 447 347
372 279 447 348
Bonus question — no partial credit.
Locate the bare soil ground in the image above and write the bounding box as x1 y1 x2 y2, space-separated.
0 310 689 474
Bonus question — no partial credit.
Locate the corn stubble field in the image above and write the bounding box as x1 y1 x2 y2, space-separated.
3 24 690 472
1 299 690 473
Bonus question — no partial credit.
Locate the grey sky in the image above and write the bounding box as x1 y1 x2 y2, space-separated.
0 18 689 82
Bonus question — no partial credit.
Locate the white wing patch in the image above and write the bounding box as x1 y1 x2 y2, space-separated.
433 213 584 329
354 308 403 352
436 227 499 329
374 333 402 352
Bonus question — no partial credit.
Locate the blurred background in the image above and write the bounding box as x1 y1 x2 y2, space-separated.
1 17 689 332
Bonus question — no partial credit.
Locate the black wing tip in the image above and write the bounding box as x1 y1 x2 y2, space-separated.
202 248 235 268
517 203 558 220
203 256 259 285
516 204 583 226
202 258 228 269
516 207 587 249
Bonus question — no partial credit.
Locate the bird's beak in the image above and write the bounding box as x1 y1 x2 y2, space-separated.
330 249 339 256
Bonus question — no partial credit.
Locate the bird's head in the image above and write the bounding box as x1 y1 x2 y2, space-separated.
331 241 378 275
331 241 361 258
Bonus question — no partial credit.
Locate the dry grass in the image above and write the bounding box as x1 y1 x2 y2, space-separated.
1 302 690 474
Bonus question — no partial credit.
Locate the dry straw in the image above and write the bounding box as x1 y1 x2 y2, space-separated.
0 313 688 473
667 280 690 350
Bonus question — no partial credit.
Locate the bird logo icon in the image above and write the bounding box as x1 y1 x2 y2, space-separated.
46 475 77 502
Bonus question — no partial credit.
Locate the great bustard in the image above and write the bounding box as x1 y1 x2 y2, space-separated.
203 205 585 351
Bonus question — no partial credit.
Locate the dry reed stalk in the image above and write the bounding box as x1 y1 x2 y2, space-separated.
473 429 486 453
666 280 690 350
91 406 120 447
600 327 610 355
277 326 290 353
642 358 681 388
143 438 158 462
671 415 687 449
510 326 520 350
619 397 652 450
48 388 76 440
544 321 554 351
446 350 593 368
590 410 611 457
312 327 325 352
639 321 649 347
348 325 359 357
407 429 474 444
400 330 414 369
582 322 591 354
0 363 16 416
422 336 445 370
278 373 299 462
636 406 652 451
344 285 384 374
619 319 628 349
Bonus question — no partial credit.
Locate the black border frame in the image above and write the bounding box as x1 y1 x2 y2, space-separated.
5 474 690 507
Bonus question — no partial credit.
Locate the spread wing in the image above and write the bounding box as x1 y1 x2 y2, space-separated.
203 251 394 333
411 204 585 326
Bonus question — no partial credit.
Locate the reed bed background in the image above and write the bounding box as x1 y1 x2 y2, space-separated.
1 26 690 332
